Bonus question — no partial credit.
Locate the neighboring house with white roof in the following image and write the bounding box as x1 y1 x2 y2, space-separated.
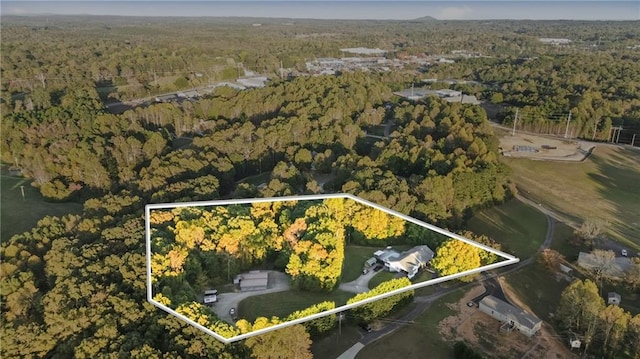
374 245 434 279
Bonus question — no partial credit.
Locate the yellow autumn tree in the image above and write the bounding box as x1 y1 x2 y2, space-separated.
431 239 481 281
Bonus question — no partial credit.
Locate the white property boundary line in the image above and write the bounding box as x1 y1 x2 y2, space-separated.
145 193 519 343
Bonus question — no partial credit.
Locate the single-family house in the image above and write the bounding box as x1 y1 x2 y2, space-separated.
479 295 542 337
577 252 631 278
374 245 434 279
607 292 621 305
234 271 269 291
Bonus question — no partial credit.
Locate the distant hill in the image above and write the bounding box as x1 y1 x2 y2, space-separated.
412 16 438 21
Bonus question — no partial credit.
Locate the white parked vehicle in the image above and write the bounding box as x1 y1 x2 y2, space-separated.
621 249 628 257
203 289 218 304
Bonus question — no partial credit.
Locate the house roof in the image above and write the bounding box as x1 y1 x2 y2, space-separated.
608 292 621 300
480 295 541 330
577 252 631 277
386 245 434 275
374 249 400 263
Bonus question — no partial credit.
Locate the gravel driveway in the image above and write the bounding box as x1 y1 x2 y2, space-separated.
211 271 291 323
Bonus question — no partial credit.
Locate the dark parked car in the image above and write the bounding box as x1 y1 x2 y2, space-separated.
359 322 372 332
373 264 384 272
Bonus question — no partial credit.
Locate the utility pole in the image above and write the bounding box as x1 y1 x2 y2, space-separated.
20 185 25 201
564 111 572 139
338 313 342 337
512 108 519 136
592 118 600 140
616 126 623 143
411 82 414 97
38 73 46 89
280 59 284 80
608 127 614 142
632 133 636 147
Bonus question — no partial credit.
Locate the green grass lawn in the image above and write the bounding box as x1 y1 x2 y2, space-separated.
466 198 547 258
549 221 585 261
311 324 363 359
503 262 569 323
1 172 82 241
367 271 398 289
238 289 355 322
502 146 640 250
237 172 271 187
355 289 465 359
342 245 378 282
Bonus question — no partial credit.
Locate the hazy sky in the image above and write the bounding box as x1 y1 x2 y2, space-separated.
1 1 639 20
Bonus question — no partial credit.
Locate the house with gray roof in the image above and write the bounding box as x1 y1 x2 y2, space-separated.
577 252 631 278
479 295 542 337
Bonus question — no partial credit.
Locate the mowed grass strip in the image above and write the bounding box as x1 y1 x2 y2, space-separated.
238 289 355 322
467 198 547 258
502 146 640 249
1 173 82 241
549 221 585 261
503 262 568 323
355 289 465 359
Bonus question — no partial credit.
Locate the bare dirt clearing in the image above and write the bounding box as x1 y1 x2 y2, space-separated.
499 133 593 162
438 285 576 359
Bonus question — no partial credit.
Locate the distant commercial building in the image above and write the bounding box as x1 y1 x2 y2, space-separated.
539 38 572 45
237 76 269 88
155 94 178 103
340 47 387 55
394 87 480 105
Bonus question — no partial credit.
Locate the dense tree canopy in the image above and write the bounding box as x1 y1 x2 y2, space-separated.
556 279 639 357
3 14 636 358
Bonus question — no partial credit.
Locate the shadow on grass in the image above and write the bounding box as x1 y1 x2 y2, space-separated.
587 147 640 248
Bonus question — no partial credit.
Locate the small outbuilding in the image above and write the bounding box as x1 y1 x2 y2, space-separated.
479 295 542 337
569 336 581 349
607 292 621 306
234 271 269 292
364 257 378 268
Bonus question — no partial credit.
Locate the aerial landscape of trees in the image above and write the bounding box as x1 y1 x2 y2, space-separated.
1 13 639 358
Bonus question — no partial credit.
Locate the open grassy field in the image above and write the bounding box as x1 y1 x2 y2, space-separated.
502 145 640 250
549 221 585 261
1 171 82 241
466 198 548 259
237 289 355 322
503 262 569 323
355 289 465 359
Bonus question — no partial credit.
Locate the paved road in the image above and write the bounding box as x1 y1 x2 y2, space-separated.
336 194 557 359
